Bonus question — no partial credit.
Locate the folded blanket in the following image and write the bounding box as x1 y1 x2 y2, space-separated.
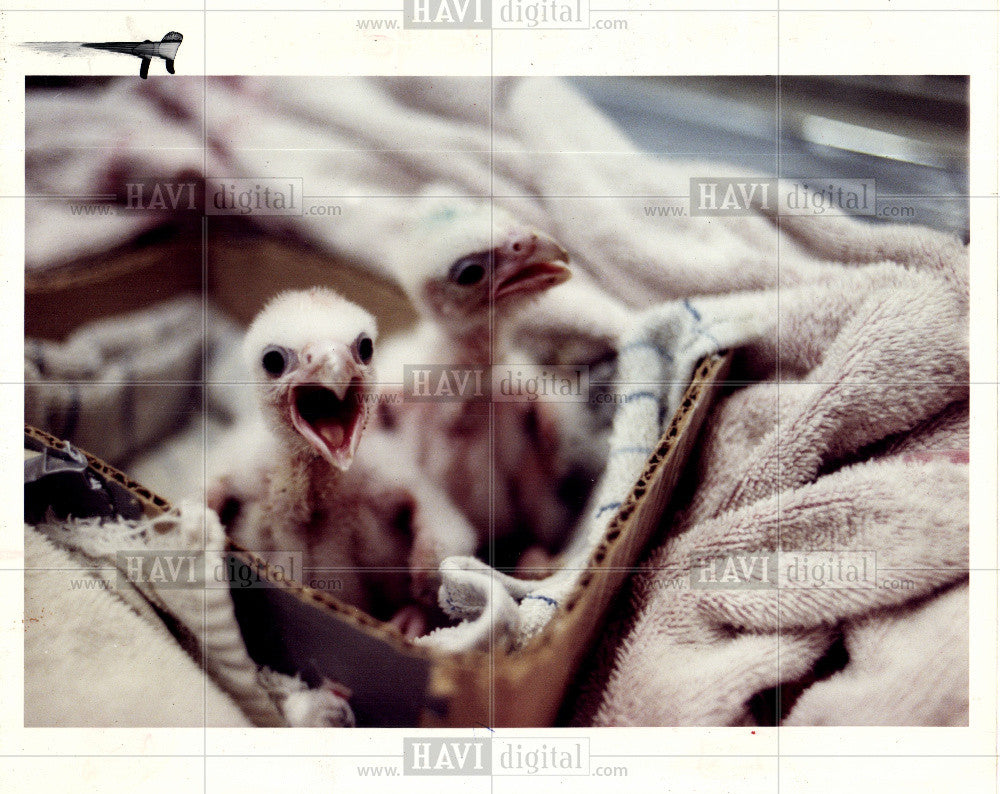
25 518 255 727
25 80 224 268
571 218 969 727
29 500 356 727
26 297 251 470
25 77 970 726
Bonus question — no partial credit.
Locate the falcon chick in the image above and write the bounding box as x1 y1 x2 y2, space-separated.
208 287 475 636
379 199 592 569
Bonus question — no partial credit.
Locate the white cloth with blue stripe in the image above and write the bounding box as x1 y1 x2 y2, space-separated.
420 296 767 652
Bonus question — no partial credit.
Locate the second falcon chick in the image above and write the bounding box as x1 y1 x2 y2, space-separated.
378 199 591 567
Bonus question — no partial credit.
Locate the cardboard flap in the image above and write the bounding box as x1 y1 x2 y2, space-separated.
228 551 442 728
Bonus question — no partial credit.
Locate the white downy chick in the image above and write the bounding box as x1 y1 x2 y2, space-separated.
208 287 476 637
379 198 591 567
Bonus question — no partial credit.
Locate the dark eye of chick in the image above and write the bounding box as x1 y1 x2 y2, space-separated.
261 345 289 376
449 252 491 286
355 334 374 365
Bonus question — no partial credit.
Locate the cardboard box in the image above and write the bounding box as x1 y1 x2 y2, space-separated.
25 224 730 727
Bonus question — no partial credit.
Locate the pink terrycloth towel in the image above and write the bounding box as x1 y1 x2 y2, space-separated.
571 217 969 727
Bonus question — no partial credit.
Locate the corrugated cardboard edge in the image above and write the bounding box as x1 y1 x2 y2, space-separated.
422 351 732 727
24 424 170 518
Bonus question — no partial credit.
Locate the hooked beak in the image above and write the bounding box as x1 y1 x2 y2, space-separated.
493 232 571 303
287 345 369 471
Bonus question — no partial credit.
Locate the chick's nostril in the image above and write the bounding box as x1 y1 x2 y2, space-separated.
506 234 536 259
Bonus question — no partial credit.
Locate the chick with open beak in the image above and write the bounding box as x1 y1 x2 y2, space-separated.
242 288 377 472
208 287 480 639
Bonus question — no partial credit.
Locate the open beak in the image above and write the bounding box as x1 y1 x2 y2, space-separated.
493 233 571 302
287 348 369 471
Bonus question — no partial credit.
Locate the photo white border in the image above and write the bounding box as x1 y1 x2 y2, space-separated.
1 3 996 790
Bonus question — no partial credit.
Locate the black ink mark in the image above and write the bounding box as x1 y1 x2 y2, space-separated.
83 32 183 78
24 32 182 79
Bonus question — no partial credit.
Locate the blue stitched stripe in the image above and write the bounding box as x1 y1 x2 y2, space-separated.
596 501 622 517
683 298 701 322
610 445 654 457
624 390 658 404
682 299 722 347
523 594 558 606
695 325 721 347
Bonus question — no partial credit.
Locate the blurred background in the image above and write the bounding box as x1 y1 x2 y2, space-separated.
26 74 970 240
576 76 969 238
